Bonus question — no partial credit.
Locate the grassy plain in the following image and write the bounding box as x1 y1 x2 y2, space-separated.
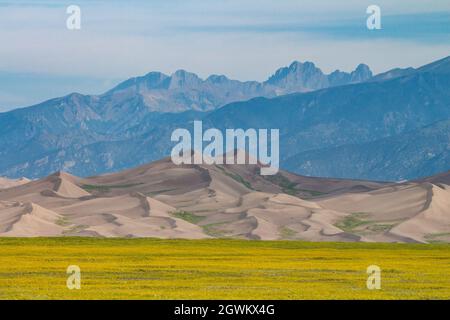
0 238 448 299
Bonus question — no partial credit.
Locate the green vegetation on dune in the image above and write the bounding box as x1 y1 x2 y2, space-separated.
81 183 144 192
265 173 326 197
214 165 254 190
62 225 89 235
202 222 229 237
146 188 177 196
171 211 205 224
81 184 111 192
55 217 71 226
279 226 298 239
0 238 448 300
335 212 372 232
296 188 326 197
367 223 396 233
335 214 404 236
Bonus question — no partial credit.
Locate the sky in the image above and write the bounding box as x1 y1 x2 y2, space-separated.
0 0 449 111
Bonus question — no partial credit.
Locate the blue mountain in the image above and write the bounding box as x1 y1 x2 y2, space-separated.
0 57 448 181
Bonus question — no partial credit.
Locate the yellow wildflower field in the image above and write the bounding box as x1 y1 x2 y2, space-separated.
0 238 448 299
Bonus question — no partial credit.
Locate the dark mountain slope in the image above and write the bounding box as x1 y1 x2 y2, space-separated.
284 119 450 181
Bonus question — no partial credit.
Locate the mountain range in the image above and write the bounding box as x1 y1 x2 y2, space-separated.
104 61 372 113
0 56 449 181
204 56 450 180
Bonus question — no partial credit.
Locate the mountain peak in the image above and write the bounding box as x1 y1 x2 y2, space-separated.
355 63 371 72
265 60 374 93
288 60 316 69
143 71 168 80
170 70 202 88
287 60 318 71
65 92 85 99
206 74 230 84
172 69 200 78
351 63 373 82
108 71 170 92
1 56 449 181
266 60 325 89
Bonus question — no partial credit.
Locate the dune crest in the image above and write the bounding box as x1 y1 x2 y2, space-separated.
0 159 448 242
53 176 91 198
390 184 450 242
0 202 64 237
0 177 30 190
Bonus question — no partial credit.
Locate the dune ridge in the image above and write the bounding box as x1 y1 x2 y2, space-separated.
0 177 30 190
0 157 448 242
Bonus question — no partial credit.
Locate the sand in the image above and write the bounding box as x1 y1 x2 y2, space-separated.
0 177 30 189
0 157 448 242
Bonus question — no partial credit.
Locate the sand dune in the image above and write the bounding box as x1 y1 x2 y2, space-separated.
318 181 450 243
53 174 91 198
84 213 207 239
390 184 450 242
0 157 448 242
0 202 64 237
0 177 30 189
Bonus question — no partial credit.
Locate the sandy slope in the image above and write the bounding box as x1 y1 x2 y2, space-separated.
390 184 450 242
0 157 448 242
0 202 64 237
319 182 450 242
0 177 30 189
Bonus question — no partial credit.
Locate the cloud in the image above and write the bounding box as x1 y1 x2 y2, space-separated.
0 0 449 109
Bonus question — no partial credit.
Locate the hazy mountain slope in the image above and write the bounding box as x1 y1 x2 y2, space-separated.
0 110 206 178
284 119 450 181
419 170 450 185
0 57 448 180
107 61 372 112
370 67 416 81
203 58 450 178
0 61 371 179
264 61 372 95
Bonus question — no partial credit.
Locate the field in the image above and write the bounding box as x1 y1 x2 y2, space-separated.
0 238 449 299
